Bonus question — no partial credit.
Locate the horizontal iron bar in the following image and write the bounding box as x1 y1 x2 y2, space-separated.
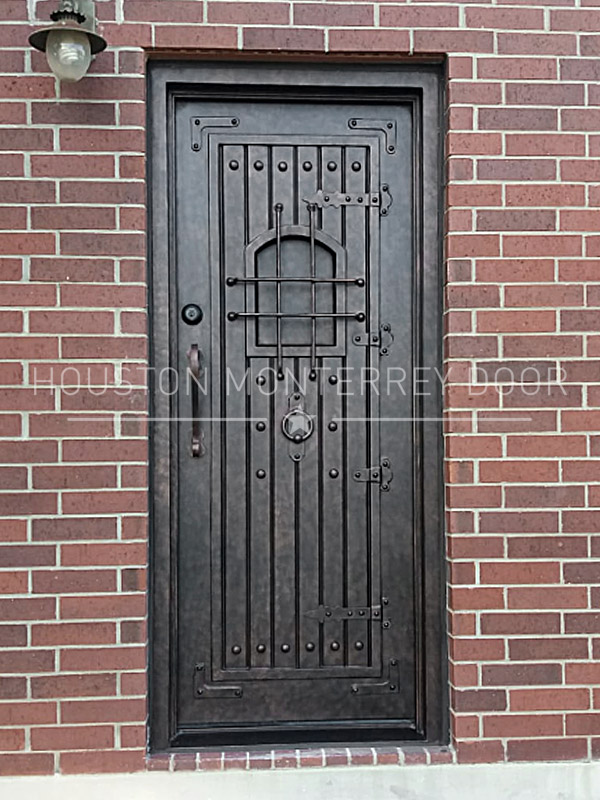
228 311 364 320
227 276 364 285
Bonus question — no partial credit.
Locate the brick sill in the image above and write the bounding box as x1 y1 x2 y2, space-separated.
147 746 456 772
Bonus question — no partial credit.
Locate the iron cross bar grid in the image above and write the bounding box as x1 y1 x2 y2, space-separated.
226 202 366 377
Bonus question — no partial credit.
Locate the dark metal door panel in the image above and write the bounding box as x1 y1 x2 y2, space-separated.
151 67 444 748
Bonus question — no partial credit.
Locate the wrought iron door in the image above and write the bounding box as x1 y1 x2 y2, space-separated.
150 63 445 749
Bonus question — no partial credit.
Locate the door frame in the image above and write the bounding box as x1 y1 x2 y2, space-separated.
147 60 447 752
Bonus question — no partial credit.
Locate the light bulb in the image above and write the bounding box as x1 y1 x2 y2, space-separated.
46 28 91 82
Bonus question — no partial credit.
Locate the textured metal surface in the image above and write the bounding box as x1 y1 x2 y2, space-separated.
148 62 445 751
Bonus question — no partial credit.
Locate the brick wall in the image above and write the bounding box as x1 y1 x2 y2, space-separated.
1 0 600 777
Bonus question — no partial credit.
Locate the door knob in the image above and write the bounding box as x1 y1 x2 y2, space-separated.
182 304 203 325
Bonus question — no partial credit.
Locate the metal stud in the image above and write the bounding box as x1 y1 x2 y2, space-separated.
231 645 241 655
229 159 239 170
355 641 364 651
328 421 338 432
226 276 237 286
355 312 366 322
355 279 365 287
309 369 317 381
329 375 338 385
305 642 315 652
387 122 393 129
351 161 361 172
256 375 266 386
256 421 266 432
281 643 290 653
256 644 266 653
327 161 337 171
330 641 340 651
254 160 264 171
302 161 313 171
227 311 238 321
256 469 266 479
329 469 339 479
278 161 288 172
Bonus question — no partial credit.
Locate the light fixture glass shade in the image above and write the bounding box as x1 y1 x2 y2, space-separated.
45 28 91 82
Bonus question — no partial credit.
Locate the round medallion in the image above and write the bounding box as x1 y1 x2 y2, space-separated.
282 409 313 443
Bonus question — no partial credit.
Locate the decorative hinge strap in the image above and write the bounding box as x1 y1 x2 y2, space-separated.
353 323 393 356
193 663 243 699
304 605 382 623
352 459 393 492
303 185 392 216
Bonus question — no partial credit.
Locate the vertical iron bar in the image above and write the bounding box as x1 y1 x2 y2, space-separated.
309 203 317 378
275 202 283 378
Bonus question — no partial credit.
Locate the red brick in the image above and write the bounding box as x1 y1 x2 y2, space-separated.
32 517 117 542
60 750 145 775
328 29 409 52
0 753 54 776
60 594 146 620
510 640 589 663
507 738 587 762
31 725 114 751
508 586 588 610
60 646 145 672
485 714 563 738
481 613 560 635
31 673 116 699
457 741 504 764
33 569 116 595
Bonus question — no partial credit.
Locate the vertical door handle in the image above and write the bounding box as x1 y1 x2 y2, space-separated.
187 344 204 457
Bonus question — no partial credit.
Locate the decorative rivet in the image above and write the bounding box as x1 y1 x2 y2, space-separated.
256 421 266 432
347 610 353 616
330 641 340 651
355 641 364 651
229 159 239 170
345 196 351 202
351 686 358 694
391 658 398 666
194 119 200 126
381 348 388 355
329 469 339 479
324 195 330 202
389 684 396 691
274 202 283 212
302 161 313 171
358 197 363 203
383 621 390 629
278 161 288 172
305 642 315 652
235 689 242 697
277 370 285 381
294 433 303 444
192 143 200 151
196 688 203 695
325 610 332 617
327 161 337 171
382 324 391 333
292 453 302 462
355 312 366 322
382 459 390 468
309 370 317 381
388 146 395 154
356 278 365 287
257 644 266 653
373 472 379 480
387 122 393 129
328 421 338 432
226 276 237 286
351 161 361 171
354 471 361 479
254 160 264 171
294 393 301 401
373 610 380 617
382 184 389 191
256 375 266 386
281 643 290 653
232 118 239 126
359 610 365 616
382 483 390 491
354 335 361 343
350 119 357 127
227 311 238 321
232 645 241 655
383 596 389 605
329 375 338 385
256 469 266 479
